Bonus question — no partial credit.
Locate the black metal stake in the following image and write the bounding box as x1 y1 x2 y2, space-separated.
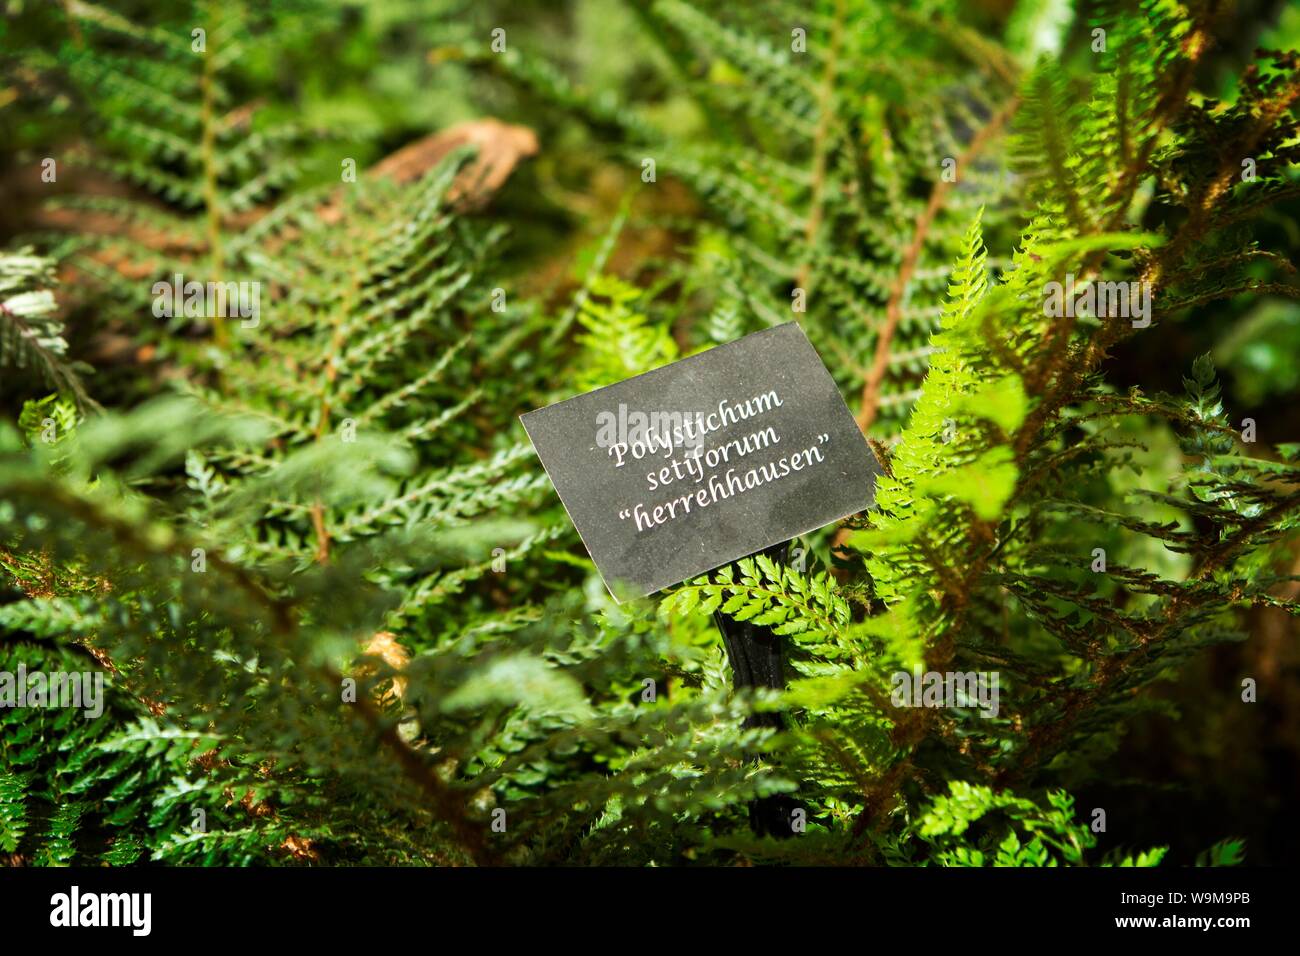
713 538 803 838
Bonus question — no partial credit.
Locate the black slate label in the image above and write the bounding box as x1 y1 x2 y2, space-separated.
521 322 880 599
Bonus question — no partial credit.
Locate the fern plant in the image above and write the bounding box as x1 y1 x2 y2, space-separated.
1 0 1298 868
649 0 1300 859
461 0 1034 435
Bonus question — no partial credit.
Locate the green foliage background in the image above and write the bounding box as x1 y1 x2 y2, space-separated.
0 0 1297 866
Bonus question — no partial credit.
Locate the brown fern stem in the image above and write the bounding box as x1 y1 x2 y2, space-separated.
795 0 846 298
198 10 225 349
855 95 1020 433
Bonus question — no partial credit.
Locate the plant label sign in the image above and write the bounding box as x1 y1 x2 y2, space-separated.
521 322 880 599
